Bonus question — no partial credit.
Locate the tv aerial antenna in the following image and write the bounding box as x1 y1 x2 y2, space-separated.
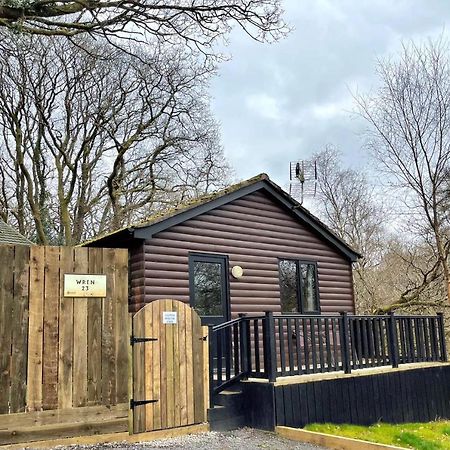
289 160 318 204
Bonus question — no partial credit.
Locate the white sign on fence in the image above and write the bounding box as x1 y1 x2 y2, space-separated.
64 274 107 297
162 311 177 324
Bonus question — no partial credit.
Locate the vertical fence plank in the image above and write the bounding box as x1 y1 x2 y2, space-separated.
58 247 74 409
73 247 89 407
115 249 129 403
144 301 154 431
10 245 30 413
152 300 162 430
173 301 181 427
133 309 145 433
42 246 60 410
87 248 102 405
101 248 115 407
0 246 15 413
27 246 45 411
178 301 187 427
184 304 194 425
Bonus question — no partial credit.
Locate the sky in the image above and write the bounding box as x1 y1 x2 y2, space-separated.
210 0 450 188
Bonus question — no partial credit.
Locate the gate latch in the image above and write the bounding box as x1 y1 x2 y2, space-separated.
130 398 158 409
199 336 207 341
130 336 158 345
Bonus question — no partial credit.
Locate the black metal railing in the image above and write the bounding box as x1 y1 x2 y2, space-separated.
208 311 447 405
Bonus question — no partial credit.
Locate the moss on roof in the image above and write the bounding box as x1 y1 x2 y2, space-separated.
0 220 33 246
134 173 269 229
82 173 269 246
81 172 360 259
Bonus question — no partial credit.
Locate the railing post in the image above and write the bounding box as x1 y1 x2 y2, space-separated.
340 312 351 374
388 312 399 368
263 311 277 382
208 324 215 408
238 313 250 377
437 312 447 362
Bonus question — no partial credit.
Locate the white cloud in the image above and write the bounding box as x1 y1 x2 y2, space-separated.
310 97 354 120
245 93 283 121
210 0 450 184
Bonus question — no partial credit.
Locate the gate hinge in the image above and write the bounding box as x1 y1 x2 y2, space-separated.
199 336 207 341
130 336 158 345
130 398 158 409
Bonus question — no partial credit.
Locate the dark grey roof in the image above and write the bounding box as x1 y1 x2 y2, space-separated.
84 174 361 262
0 220 33 245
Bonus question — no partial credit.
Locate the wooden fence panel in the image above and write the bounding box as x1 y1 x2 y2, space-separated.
0 245 129 416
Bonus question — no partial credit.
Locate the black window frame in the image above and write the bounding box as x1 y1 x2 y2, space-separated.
278 258 321 314
188 252 231 324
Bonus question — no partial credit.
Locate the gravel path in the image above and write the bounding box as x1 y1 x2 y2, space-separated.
53 428 326 450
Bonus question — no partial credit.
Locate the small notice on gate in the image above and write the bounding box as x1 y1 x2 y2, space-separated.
162 311 177 324
64 274 107 297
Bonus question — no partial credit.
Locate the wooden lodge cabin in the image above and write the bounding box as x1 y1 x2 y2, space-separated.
85 174 449 432
86 173 360 323
0 175 447 446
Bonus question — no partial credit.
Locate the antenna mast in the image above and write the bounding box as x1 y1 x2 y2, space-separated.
289 160 317 204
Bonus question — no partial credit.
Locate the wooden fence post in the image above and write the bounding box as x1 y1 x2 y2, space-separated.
437 312 447 362
388 312 399 368
339 312 351 374
263 311 277 382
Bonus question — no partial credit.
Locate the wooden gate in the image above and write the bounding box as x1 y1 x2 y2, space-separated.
131 299 209 434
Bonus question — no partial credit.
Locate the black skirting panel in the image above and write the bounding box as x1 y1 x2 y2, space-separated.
275 365 450 428
240 382 276 430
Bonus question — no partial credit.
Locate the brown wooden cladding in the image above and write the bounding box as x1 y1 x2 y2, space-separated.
130 190 355 315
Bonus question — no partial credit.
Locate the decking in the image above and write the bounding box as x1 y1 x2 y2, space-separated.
208 312 447 402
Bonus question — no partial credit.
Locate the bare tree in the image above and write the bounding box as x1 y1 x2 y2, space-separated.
355 38 450 304
0 32 232 245
307 147 387 312
0 1 286 52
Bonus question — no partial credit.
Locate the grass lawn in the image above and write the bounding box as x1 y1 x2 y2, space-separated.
305 421 450 449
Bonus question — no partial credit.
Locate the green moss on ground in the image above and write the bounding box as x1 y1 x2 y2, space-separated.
305 421 450 449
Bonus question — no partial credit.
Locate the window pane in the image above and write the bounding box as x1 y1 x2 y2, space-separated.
279 259 298 313
192 261 223 316
300 263 318 312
